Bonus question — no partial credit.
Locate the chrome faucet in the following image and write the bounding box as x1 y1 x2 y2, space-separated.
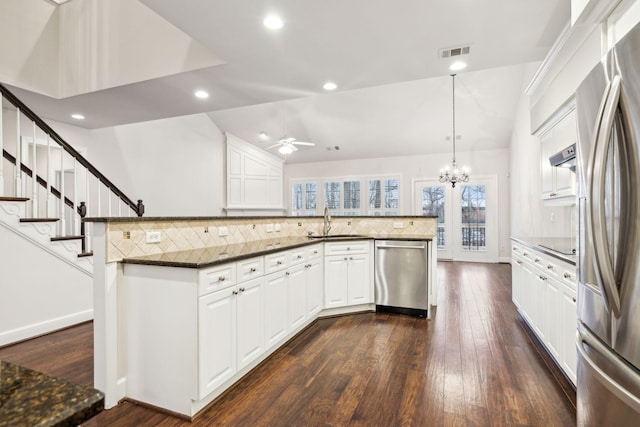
323 206 332 236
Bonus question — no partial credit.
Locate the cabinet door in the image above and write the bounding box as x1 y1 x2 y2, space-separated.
540 133 556 197
520 262 536 326
561 284 577 384
306 259 324 317
544 278 562 361
347 253 371 306
288 264 307 332
199 287 236 398
324 256 348 308
511 258 524 309
531 274 547 341
264 271 289 349
236 277 265 370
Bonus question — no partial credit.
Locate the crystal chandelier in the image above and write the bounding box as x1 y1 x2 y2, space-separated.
439 74 469 188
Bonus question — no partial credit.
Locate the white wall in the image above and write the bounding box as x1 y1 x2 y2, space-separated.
285 148 512 260
87 113 226 217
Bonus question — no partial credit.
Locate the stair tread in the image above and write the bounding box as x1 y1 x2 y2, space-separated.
0 197 29 202
19 218 59 223
51 235 85 241
78 252 93 258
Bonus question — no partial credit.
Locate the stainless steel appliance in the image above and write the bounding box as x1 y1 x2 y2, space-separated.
374 240 431 318
575 21 640 426
550 143 577 172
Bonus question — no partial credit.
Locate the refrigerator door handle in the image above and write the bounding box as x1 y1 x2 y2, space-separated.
578 323 640 413
589 74 622 317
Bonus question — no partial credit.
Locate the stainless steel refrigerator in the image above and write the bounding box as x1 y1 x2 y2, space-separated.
575 21 640 426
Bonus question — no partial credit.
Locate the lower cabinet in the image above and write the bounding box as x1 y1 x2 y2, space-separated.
511 241 577 385
264 270 289 349
324 241 372 309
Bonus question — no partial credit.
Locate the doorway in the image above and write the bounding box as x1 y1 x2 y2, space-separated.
413 175 498 262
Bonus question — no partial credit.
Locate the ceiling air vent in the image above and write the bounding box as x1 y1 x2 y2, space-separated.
439 45 471 59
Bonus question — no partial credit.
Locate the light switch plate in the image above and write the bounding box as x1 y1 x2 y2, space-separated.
274 224 281 232
266 224 274 233
218 226 229 236
393 222 404 229
146 231 162 243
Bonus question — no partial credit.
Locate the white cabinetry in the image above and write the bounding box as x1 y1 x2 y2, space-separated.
511 241 577 384
324 240 373 309
539 109 577 204
226 133 284 211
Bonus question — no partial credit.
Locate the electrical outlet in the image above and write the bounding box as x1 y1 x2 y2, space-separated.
123 231 131 239
393 222 404 229
146 231 162 243
218 226 229 237
274 224 281 232
266 224 274 233
204 226 209 233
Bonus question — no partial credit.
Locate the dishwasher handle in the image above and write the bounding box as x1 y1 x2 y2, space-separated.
376 244 426 250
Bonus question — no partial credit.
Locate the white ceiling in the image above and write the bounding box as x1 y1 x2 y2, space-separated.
6 0 570 164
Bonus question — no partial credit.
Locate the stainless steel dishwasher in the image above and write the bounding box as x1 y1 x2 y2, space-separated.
374 240 431 318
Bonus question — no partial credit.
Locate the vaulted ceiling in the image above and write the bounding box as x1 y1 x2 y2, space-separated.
3 0 570 163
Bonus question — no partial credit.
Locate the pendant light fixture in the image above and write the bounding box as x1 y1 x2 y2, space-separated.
439 74 470 188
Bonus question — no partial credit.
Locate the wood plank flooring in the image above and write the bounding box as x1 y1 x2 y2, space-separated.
0 262 576 426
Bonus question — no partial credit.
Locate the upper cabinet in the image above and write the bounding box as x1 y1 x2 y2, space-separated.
539 108 577 204
226 133 284 214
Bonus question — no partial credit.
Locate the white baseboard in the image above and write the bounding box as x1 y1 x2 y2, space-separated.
500 256 512 263
0 309 93 347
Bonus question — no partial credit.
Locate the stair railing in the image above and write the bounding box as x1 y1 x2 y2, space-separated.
0 84 144 254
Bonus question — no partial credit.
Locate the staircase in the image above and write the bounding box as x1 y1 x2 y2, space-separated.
0 83 144 272
0 84 144 346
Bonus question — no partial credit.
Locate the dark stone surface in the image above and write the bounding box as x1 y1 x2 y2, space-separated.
122 235 432 268
0 360 104 427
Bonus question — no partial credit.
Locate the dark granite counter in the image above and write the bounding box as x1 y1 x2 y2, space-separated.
0 360 104 427
122 235 433 269
511 236 576 266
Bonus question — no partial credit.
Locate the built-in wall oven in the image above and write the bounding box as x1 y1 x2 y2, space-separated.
374 240 431 318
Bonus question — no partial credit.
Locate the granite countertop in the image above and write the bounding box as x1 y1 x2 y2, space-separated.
0 360 104 427
122 234 433 269
511 236 576 266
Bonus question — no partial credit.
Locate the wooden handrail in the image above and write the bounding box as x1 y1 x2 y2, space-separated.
0 83 143 216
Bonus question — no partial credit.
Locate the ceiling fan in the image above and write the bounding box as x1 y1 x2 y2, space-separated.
267 136 315 155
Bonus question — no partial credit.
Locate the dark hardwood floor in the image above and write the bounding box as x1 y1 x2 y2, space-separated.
0 262 576 426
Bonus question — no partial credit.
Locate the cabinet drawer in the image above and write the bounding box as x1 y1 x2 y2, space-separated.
199 263 236 296
325 241 369 255
237 257 264 282
561 267 577 289
542 258 560 277
288 248 306 265
306 244 323 259
265 251 288 273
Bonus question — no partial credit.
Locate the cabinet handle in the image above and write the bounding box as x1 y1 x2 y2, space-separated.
516 260 522 265
218 276 226 282
250 267 257 272
564 273 572 279
239 287 245 293
349 257 353 260
344 257 348 261
286 271 290 276
232 290 239 295
277 261 283 265
573 297 577 303
550 192 557 197
347 247 351 251
546 265 553 270
297 255 303 259
523 252 529 257
534 258 541 263
306 264 311 268
313 250 318 254
539 275 547 281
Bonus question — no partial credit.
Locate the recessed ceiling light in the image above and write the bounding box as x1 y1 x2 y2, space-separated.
259 132 268 140
194 90 209 99
263 15 284 30
449 61 467 71
323 82 337 91
71 113 85 120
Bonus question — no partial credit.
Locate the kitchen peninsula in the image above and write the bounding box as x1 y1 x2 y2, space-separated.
87 215 437 418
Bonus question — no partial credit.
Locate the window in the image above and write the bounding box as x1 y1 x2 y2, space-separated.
368 178 398 216
291 182 317 216
460 185 486 251
291 175 400 216
421 186 445 249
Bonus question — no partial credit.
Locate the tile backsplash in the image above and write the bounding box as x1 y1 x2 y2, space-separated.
103 217 437 262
